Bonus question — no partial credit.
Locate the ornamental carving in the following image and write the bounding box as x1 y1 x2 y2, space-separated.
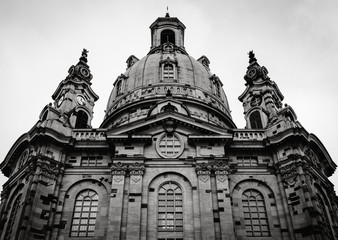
131 175 141 183
40 161 61 181
113 175 124 183
111 162 128 175
195 162 212 175
277 163 299 187
129 162 145 176
213 160 230 175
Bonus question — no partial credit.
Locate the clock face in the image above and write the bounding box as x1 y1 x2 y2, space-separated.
80 67 90 77
76 96 86 105
57 95 64 107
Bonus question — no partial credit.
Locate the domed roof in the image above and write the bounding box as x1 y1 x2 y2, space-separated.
101 15 235 129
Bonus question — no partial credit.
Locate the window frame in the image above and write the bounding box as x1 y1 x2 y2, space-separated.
70 189 99 237
242 189 270 237
157 182 184 233
4 194 22 240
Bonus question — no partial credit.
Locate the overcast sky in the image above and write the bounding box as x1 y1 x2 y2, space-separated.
1 0 338 192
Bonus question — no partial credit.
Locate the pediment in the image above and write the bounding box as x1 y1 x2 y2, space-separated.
106 111 232 139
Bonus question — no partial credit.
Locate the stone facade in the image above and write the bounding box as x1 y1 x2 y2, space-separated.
0 14 338 240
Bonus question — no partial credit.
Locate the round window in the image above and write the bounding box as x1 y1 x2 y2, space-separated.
156 133 184 158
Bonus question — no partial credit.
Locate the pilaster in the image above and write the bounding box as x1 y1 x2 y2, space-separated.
126 162 145 240
213 160 235 240
108 162 128 239
195 162 216 240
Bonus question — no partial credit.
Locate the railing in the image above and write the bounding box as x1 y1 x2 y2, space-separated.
233 130 266 141
73 130 106 140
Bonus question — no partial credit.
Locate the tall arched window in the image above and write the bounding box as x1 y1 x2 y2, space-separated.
4 195 22 240
70 189 98 237
161 29 175 45
249 111 263 129
242 189 270 237
316 194 332 238
158 182 183 233
163 63 174 80
75 110 88 128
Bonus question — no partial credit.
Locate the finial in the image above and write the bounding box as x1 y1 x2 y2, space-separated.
165 6 170 17
248 50 257 64
80 48 88 63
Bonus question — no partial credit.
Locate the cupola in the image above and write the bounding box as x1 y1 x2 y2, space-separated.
149 12 186 49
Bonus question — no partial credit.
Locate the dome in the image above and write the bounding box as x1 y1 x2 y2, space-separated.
101 16 235 129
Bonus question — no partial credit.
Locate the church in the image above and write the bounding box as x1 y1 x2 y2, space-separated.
0 13 337 240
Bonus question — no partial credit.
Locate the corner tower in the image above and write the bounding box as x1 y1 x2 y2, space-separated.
51 49 99 128
238 51 296 129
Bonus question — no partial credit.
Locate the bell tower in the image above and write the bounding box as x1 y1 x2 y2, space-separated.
51 49 99 128
239 51 288 129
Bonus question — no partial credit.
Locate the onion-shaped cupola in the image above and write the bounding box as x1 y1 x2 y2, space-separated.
101 14 236 130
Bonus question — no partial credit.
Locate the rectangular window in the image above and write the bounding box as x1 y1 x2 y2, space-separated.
163 63 175 80
81 156 103 166
237 156 258 166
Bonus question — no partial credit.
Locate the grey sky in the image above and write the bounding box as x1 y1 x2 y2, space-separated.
1 0 337 191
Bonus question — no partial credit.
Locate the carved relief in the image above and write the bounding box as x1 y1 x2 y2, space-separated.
195 162 212 183
277 162 299 187
111 162 145 184
213 160 230 182
113 175 124 183
107 85 229 119
39 160 61 181
111 162 128 175
129 162 145 176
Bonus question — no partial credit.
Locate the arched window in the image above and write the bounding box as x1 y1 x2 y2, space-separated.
70 190 98 237
75 110 88 128
163 63 174 80
161 29 175 45
4 195 22 240
242 189 270 237
316 194 332 238
249 111 263 129
158 182 183 233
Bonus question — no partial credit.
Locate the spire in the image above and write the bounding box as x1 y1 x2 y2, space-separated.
65 48 93 82
79 48 88 64
244 50 269 85
165 6 170 17
248 50 257 64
